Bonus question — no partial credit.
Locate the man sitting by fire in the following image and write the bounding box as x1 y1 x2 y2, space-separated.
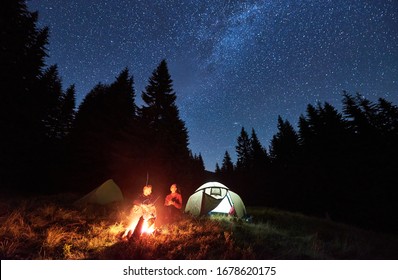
164 183 183 223
134 184 154 205
132 184 156 221
123 185 157 239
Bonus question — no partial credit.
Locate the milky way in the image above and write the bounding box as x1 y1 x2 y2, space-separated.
28 0 398 170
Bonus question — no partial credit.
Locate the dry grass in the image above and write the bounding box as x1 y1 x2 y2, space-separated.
0 194 397 260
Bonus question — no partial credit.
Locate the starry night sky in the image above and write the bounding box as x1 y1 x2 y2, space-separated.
28 0 398 171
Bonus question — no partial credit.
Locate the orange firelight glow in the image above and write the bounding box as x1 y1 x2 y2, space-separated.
141 218 155 234
122 217 155 238
122 204 156 238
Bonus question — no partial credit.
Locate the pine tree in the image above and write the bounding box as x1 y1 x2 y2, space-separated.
235 127 251 171
0 0 49 191
1 0 48 97
37 65 64 139
189 152 206 174
74 69 136 135
197 153 205 171
58 85 76 138
250 128 269 170
377 98 398 133
186 152 206 194
299 102 347 155
141 60 180 131
215 163 221 174
73 84 108 135
70 69 138 192
140 60 190 182
1 0 49 133
221 151 234 174
342 92 374 137
269 116 299 165
71 83 110 190
108 68 136 126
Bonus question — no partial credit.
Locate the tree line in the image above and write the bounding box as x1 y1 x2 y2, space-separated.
215 93 398 233
0 1 205 198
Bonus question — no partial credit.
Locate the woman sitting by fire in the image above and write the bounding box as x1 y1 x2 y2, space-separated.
164 183 183 222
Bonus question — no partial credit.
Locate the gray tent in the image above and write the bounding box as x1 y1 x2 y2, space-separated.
75 179 124 206
184 182 247 218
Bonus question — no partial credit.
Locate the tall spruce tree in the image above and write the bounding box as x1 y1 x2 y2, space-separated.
185 152 206 195
58 85 76 139
37 65 64 140
235 127 251 171
74 69 135 136
250 128 269 170
195 153 205 172
296 102 349 216
140 60 190 184
342 92 375 137
1 0 48 105
1 0 49 135
377 98 398 135
298 102 348 157
70 69 137 192
269 116 299 165
214 150 236 191
108 68 136 125
215 163 221 174
221 151 234 174
0 0 50 191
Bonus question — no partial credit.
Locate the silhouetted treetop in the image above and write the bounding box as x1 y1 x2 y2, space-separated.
141 59 190 159
269 116 299 164
221 150 234 174
236 127 251 171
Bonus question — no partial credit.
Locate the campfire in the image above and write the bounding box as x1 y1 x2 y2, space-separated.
122 203 157 240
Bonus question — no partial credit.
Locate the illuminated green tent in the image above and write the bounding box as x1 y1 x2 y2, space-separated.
75 179 124 206
184 182 247 218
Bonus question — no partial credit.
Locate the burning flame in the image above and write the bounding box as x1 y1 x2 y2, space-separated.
122 204 156 239
141 218 156 234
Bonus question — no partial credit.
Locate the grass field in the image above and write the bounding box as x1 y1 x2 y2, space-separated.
1 193 397 260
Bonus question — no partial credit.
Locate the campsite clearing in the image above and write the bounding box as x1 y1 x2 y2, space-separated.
1 193 397 259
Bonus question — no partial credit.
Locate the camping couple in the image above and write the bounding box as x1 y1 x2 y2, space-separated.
134 183 183 223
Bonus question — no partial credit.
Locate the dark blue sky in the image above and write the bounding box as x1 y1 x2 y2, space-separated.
28 0 398 171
